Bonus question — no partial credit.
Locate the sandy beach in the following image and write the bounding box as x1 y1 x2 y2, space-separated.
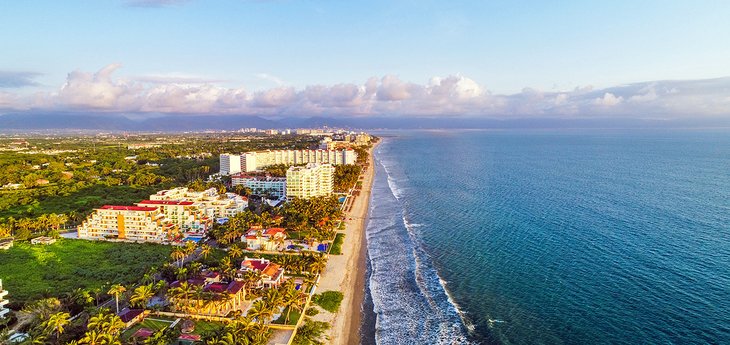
312 143 377 344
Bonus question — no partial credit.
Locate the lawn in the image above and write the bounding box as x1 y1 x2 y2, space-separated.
312 291 343 313
272 307 303 325
0 238 172 306
330 233 345 255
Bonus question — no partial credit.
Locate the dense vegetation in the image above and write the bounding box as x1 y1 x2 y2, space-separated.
0 133 319 239
0 239 172 306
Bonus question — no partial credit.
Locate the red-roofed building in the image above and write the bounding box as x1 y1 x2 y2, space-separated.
169 280 246 317
240 257 285 288
118 308 145 327
242 227 287 251
137 200 211 232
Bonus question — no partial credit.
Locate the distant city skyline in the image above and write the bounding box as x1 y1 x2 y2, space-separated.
1 0 729 118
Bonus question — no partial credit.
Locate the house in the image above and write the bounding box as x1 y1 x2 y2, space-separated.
240 257 285 288
30 236 56 245
168 280 246 317
117 308 145 328
242 227 286 251
0 237 13 250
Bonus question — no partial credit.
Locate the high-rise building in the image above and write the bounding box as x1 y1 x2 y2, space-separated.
231 174 287 198
0 279 9 319
286 163 334 199
236 149 356 172
219 153 242 175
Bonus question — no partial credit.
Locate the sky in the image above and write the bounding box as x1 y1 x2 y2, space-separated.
1 0 729 118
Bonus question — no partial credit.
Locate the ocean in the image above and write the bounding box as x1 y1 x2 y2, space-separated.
360 129 730 345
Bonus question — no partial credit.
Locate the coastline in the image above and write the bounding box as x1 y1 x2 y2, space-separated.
312 142 378 345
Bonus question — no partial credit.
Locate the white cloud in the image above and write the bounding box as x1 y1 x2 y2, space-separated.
594 92 623 106
1 64 729 118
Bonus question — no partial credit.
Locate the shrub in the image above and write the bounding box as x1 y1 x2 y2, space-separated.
312 291 344 313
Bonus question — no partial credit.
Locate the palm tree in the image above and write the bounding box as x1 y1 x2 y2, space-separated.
43 311 70 344
283 288 305 324
228 245 243 260
247 300 273 324
169 281 193 312
200 244 212 259
171 249 186 268
130 284 154 309
107 284 126 314
176 267 189 281
79 330 114 345
87 311 125 335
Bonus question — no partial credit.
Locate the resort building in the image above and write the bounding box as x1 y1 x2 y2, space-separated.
231 174 286 198
219 153 242 175
78 205 178 243
240 257 285 288
149 187 248 220
0 279 10 319
136 200 211 232
242 227 287 251
286 163 335 199
219 149 356 174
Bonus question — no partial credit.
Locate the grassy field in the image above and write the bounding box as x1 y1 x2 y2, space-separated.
0 238 172 305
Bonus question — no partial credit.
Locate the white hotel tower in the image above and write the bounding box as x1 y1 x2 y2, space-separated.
219 149 356 174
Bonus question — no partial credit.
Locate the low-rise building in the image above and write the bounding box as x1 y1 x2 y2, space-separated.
30 236 56 245
168 279 246 316
242 227 287 251
286 163 334 199
231 174 286 198
240 257 285 288
0 237 13 250
0 279 10 319
78 205 178 243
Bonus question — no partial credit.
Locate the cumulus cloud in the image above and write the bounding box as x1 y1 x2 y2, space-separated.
594 92 623 106
0 71 42 88
1 64 730 118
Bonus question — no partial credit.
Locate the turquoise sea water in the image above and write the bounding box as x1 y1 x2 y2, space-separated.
362 130 730 344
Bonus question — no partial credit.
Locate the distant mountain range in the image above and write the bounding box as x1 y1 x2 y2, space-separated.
1 112 729 132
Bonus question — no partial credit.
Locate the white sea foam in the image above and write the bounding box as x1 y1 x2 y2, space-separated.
366 150 476 344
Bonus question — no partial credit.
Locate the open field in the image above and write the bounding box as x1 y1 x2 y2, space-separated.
0 238 172 306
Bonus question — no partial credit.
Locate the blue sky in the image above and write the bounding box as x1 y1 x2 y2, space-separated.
1 0 729 117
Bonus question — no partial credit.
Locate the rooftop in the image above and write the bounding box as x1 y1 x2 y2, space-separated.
99 205 159 212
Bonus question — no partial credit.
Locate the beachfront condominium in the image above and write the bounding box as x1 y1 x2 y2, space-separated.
286 163 334 199
149 187 248 219
231 174 287 198
220 153 242 175
136 200 211 232
78 205 178 243
219 149 356 174
0 279 9 319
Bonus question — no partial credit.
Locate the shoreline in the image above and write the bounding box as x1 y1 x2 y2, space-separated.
312 142 378 345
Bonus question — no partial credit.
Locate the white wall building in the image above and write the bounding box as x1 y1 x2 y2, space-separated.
220 153 242 175
231 174 287 198
286 163 334 199
237 149 356 172
0 279 9 319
